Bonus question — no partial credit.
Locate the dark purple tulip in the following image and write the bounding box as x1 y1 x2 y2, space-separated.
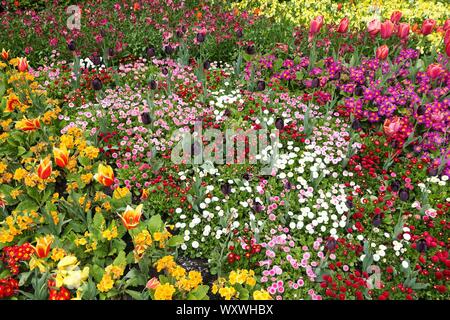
108 48 115 57
162 67 169 75
149 80 157 90
164 45 174 55
253 201 264 213
330 71 341 80
428 167 438 177
221 182 232 196
354 85 364 96
256 80 266 91
416 239 427 253
284 180 292 191
141 112 152 125
243 173 251 181
91 78 103 91
275 118 284 130
417 105 426 116
399 189 409 201
345 200 353 209
203 60 211 70
196 33 206 43
311 78 319 88
372 214 382 227
68 40 76 51
146 47 156 58
351 119 362 130
325 238 337 251
223 109 231 117
391 180 401 192
246 45 256 55
91 55 102 66
176 30 184 38
182 25 187 33
236 29 243 38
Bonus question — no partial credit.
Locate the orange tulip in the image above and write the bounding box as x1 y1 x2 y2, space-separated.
118 204 143 230
141 188 149 200
94 164 115 187
17 57 29 72
15 117 41 131
1 49 9 61
53 145 70 168
37 158 52 180
5 93 20 113
33 235 53 258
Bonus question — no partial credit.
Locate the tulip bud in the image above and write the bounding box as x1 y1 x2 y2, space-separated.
236 29 243 38
391 180 401 192
91 78 103 90
372 214 382 227
380 20 395 39
164 45 174 55
221 182 232 196
311 78 319 88
256 80 266 91
146 277 160 290
376 45 389 60
345 200 354 209
37 158 52 180
196 33 205 43
141 112 152 125
399 189 409 201
243 173 251 181
354 85 364 96
161 67 169 75
53 145 70 168
203 60 211 70
417 105 426 115
309 16 324 38
416 239 427 253
149 79 157 90
68 40 76 51
17 57 29 72
390 11 402 24
421 19 436 35
246 45 256 55
351 119 362 130
427 167 438 177
252 201 263 213
337 17 349 33
325 238 337 251
397 23 410 39
146 47 156 58
1 49 9 61
275 118 284 130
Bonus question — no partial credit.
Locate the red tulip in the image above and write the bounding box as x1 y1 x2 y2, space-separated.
380 20 395 39
368 19 381 37
398 23 410 39
337 17 349 33
376 45 389 60
443 19 450 31
309 16 324 37
390 11 402 24
444 29 450 46
426 64 444 79
446 41 450 58
421 19 436 35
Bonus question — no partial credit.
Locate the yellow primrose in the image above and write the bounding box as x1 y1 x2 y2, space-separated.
113 187 130 199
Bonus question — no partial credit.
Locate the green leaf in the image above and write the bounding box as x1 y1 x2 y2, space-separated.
126 289 145 300
167 235 184 247
147 214 163 233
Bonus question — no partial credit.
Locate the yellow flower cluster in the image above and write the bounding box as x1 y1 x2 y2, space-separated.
212 269 266 300
253 289 272 300
232 0 450 27
229 269 256 286
132 229 153 261
54 255 89 289
153 230 172 248
154 283 176 300
97 264 125 293
0 210 42 243
102 224 119 241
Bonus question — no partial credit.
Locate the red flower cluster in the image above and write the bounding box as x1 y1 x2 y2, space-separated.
48 280 71 300
0 278 19 299
1 243 34 275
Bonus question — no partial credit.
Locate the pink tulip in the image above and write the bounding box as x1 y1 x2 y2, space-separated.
426 64 444 79
443 19 450 31
380 20 395 39
337 17 349 33
376 45 389 60
309 16 324 37
146 277 160 290
383 117 402 137
397 23 410 39
421 19 436 35
390 11 403 24
368 19 381 37
446 41 450 58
